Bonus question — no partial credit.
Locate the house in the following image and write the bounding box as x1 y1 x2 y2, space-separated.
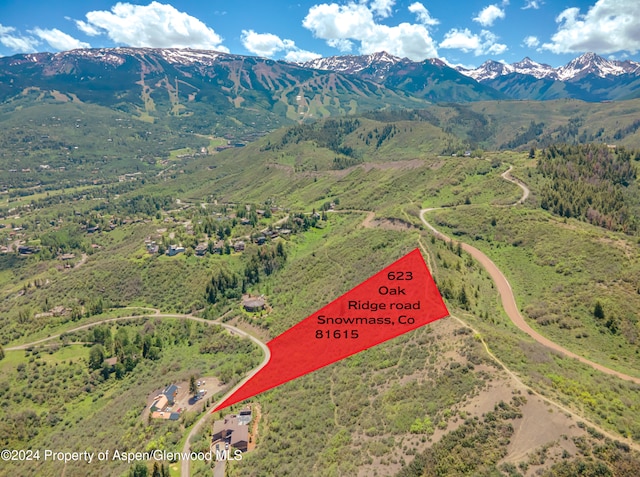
166 245 185 256
59 253 76 261
237 407 252 426
149 384 180 419
151 395 169 412
86 225 99 234
213 240 225 254
151 411 180 421
18 245 38 255
146 242 159 254
243 296 266 313
195 243 208 256
254 235 266 245
212 415 249 452
163 384 179 405
233 241 245 252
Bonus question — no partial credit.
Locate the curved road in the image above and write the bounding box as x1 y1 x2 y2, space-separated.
420 166 640 385
8 164 639 476
4 312 270 477
180 325 270 477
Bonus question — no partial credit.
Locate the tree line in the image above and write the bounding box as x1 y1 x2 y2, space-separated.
205 242 287 305
537 144 638 233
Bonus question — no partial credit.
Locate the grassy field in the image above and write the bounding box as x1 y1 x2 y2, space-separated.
427 204 640 377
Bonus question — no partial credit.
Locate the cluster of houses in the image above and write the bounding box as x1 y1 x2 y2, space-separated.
34 305 69 319
143 235 280 257
212 407 252 453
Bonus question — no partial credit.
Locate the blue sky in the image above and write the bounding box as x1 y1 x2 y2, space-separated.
1 0 640 67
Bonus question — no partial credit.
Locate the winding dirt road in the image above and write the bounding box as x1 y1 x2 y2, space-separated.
7 164 639 476
420 166 640 385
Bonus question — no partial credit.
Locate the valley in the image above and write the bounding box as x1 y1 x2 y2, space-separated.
0 47 639 477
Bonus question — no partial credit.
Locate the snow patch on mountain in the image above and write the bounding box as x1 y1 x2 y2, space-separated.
457 52 640 82
302 51 403 76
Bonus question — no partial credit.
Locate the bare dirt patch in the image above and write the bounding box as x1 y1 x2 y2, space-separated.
501 396 582 474
362 159 426 171
595 236 634 259
369 218 416 231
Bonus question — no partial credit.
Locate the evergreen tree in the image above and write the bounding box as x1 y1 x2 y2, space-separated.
128 463 148 477
458 287 469 309
189 375 198 396
88 344 105 370
594 301 605 320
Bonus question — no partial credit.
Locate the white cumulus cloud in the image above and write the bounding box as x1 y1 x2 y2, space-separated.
241 30 293 57
302 1 439 60
473 5 506 27
440 28 507 56
408 2 439 26
75 20 102 36
284 49 322 62
370 0 395 18
440 29 481 52
328 38 354 52
31 28 90 51
523 35 539 48
77 1 228 51
0 24 40 53
542 0 640 54
241 30 320 63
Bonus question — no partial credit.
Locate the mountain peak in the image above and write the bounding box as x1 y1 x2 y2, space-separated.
301 51 404 79
511 57 556 79
458 60 513 81
557 52 626 80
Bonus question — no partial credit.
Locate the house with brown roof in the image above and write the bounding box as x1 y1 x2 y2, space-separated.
213 240 225 254
243 296 266 312
212 415 249 452
151 395 169 413
195 243 208 256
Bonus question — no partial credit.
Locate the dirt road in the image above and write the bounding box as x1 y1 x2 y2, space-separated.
420 166 640 385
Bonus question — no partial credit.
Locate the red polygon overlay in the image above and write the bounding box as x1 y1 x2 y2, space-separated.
213 248 449 412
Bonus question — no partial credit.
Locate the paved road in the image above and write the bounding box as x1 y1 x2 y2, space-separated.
8 163 638 476
180 324 270 477
4 312 270 477
420 166 640 385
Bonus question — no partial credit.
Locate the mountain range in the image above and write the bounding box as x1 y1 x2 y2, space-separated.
303 51 640 101
454 52 640 82
1 47 640 141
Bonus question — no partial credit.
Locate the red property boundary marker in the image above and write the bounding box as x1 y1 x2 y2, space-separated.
213 248 449 412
